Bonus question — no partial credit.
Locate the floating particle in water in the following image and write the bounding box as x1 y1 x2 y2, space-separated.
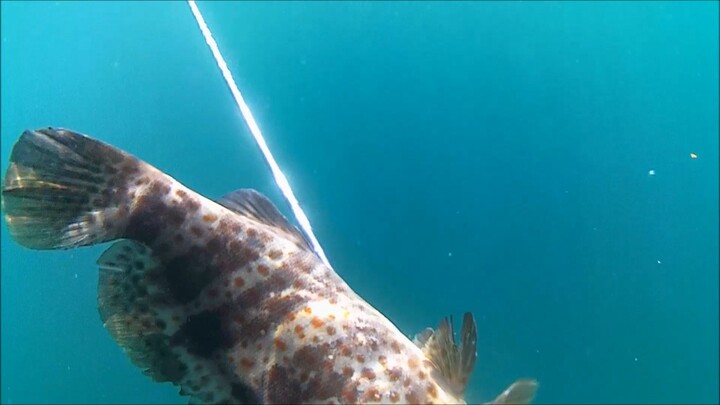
690 153 698 159
448 252 453 257
657 260 662 264
648 169 655 176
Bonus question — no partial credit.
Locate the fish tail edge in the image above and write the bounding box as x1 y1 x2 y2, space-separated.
2 127 146 249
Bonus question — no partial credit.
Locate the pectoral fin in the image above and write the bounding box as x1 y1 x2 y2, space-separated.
485 379 539 405
416 312 478 399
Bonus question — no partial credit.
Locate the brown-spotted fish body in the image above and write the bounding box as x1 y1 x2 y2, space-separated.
2 128 538 404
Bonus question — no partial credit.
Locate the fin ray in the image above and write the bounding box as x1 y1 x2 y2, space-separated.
217 188 315 254
417 312 478 399
486 379 539 405
2 128 142 249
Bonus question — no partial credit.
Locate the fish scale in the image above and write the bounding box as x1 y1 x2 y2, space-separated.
2 127 537 405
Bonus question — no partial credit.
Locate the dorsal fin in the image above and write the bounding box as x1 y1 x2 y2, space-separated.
216 189 316 255
417 312 478 399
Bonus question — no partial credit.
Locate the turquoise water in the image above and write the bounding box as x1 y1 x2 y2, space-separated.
1 1 718 404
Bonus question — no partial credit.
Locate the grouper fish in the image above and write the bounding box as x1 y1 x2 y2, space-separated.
2 128 538 404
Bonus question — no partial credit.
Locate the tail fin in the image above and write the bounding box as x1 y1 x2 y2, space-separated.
2 128 147 249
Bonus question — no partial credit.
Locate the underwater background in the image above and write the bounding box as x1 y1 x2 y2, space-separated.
1 1 718 404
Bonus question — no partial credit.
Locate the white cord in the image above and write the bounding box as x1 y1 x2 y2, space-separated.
187 0 332 268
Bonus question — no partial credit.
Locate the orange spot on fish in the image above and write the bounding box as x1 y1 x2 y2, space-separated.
233 276 245 288
304 306 312 314
408 357 419 369
311 317 324 328
426 382 438 398
240 358 255 368
343 366 354 377
257 264 269 276
294 325 305 339
274 337 287 351
387 367 402 382
389 391 400 403
326 326 336 336
364 387 381 401
268 249 283 260
356 354 365 363
202 213 218 223
190 225 203 237
361 367 376 380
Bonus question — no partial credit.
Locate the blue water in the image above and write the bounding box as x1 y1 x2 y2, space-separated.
1 2 718 404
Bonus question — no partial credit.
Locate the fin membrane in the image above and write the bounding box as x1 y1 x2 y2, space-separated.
486 379 539 405
2 128 141 249
217 188 314 253
417 312 478 398
98 240 258 404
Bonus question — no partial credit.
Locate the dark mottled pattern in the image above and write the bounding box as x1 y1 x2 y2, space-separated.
2 128 486 405
125 194 186 245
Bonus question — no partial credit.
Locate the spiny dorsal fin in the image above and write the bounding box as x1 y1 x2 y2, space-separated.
216 189 315 255
417 312 478 399
485 379 539 404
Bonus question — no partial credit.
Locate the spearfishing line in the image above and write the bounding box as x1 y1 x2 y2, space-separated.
187 1 331 268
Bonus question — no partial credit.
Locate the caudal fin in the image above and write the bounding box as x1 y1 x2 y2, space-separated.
2 128 149 249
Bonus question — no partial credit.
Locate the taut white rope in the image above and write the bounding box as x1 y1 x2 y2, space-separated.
187 1 331 268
